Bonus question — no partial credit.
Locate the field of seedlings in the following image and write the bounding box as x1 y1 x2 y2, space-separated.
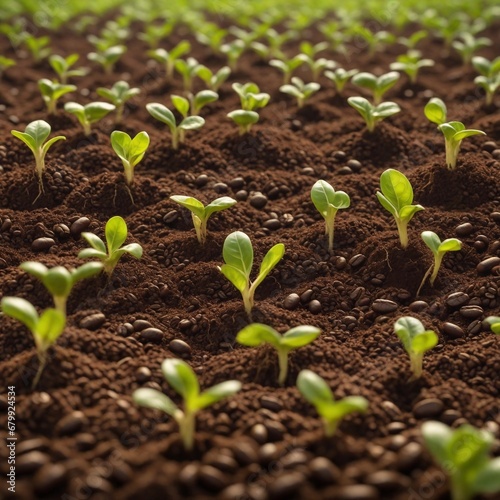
0 0 500 498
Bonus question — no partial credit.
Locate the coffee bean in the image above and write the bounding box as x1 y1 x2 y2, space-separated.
32 237 55 251
459 305 483 319
365 470 411 489
263 219 281 230
455 222 474 237
260 396 282 412
442 322 464 338
57 411 87 435
309 456 340 485
349 254 366 268
283 293 300 310
249 193 268 209
446 292 469 308
372 299 398 313
140 328 164 341
335 484 379 499
413 398 444 418
477 257 500 274
308 300 322 313
133 320 152 331
268 472 304 499
198 465 228 492
409 300 428 312
17 451 49 474
70 217 90 237
33 463 67 494
169 339 191 356
79 313 105 330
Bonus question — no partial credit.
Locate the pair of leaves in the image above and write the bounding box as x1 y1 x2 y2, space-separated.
232 82 270 111
348 97 401 131
146 103 205 134
351 71 400 103
110 130 150 181
394 317 438 358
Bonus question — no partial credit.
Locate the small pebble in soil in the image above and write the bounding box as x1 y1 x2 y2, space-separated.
229 177 244 189
169 339 192 356
283 293 300 310
249 193 268 209
195 174 208 187
308 299 322 313
412 398 444 418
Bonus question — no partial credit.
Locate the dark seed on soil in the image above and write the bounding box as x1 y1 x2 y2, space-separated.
477 257 500 274
455 222 474 237
133 319 152 331
335 484 379 500
70 217 90 236
229 177 244 189
163 210 178 224
268 472 304 499
347 159 362 171
33 463 67 495
235 190 248 201
32 237 55 251
300 289 313 303
195 174 208 187
409 300 428 312
459 305 483 319
232 442 258 465
442 322 465 338
412 398 444 418
213 182 228 193
249 193 268 209
441 409 461 425
136 366 152 383
169 339 192 356
79 313 106 330
251 424 268 444
140 328 164 341
338 166 352 175
491 212 500 224
17 451 50 474
349 254 366 268
57 411 87 435
396 442 423 471
263 219 281 230
446 292 469 307
309 300 322 313
283 293 300 310
372 299 398 314
198 465 228 492
17 438 50 455
309 457 340 485
365 470 411 489
260 395 282 412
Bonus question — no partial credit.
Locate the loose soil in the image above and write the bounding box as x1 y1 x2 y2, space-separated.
0 14 499 500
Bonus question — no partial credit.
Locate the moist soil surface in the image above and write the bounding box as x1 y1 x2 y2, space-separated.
0 16 500 500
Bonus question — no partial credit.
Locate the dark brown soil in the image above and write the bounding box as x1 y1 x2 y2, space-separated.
0 14 499 500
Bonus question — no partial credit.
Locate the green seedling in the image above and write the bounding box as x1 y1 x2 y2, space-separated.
170 195 236 244
474 74 500 106
347 97 401 132
417 231 462 295
349 26 395 55
485 316 500 334
97 81 140 124
452 32 492 66
0 56 15 79
422 421 500 500
324 67 359 95
20 261 103 315
424 97 486 169
79 216 143 276
300 41 329 58
394 316 438 380
138 21 174 49
148 41 191 82
38 79 76 115
133 358 241 450
175 57 203 92
220 39 245 71
270 55 308 85
376 169 424 248
1 297 65 389
311 180 350 252
303 56 336 81
146 102 205 150
88 45 126 74
390 50 435 84
280 77 320 108
196 24 228 54
49 54 88 84
189 90 219 116
472 56 500 78
219 231 285 318
24 35 51 62
237 324 320 385
251 41 283 61
196 66 231 92
319 21 348 55
398 30 428 49
227 83 270 135
297 370 368 437
351 71 400 105
0 19 28 48
64 101 116 136
11 120 66 192
110 130 150 187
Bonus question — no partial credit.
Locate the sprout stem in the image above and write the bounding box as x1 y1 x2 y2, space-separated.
445 139 460 169
277 349 288 385
178 411 195 451
32 351 47 390
395 219 408 248
323 418 338 438
430 254 444 285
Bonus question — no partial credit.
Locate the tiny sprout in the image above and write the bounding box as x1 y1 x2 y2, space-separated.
236 324 320 385
398 30 428 49
64 102 116 136
324 67 359 95
394 316 438 379
79 216 143 276
138 22 174 49
175 57 203 92
148 41 191 81
472 56 500 78
299 41 329 58
49 53 88 84
0 55 16 79
189 90 219 116
88 45 126 74
390 50 435 84
20 261 103 315
417 231 462 295
376 169 424 248
280 77 320 108
228 82 270 135
133 358 241 450
196 65 231 92
474 74 500 106
297 370 368 437
97 81 140 124
311 180 350 252
485 316 500 334
422 421 500 500
1 297 65 389
219 231 285 318
196 24 228 54
170 195 236 244
11 120 66 191
452 32 492 66
270 55 308 85
303 56 336 81
424 97 486 169
38 79 76 115
348 97 401 132
24 35 51 62
220 39 245 71
351 71 400 105
110 131 150 187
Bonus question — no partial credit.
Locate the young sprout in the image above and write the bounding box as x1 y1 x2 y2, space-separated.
64 101 116 136
196 65 231 92
351 71 400 105
88 45 126 74
474 74 500 106
38 79 76 115
97 81 140 124
311 180 350 252
472 56 500 78
452 32 492 66
148 41 191 82
146 102 204 150
0 56 16 80
175 57 203 92
390 50 435 84
398 30 428 50
170 195 236 244
220 39 245 71
227 82 270 135
304 57 336 81
236 324 320 385
20 261 103 315
297 370 368 437
196 24 228 54
485 316 500 334
270 55 308 85
422 421 500 500
417 231 462 295
300 41 329 58
11 120 66 192
324 68 359 95
349 26 395 56
219 231 285 318
138 21 174 49
110 131 150 187
424 97 486 169
394 316 438 380
49 54 88 84
189 90 219 116
280 77 320 108
133 358 241 450
1 297 65 389
79 216 143 276
347 97 401 132
24 35 51 62
376 169 424 248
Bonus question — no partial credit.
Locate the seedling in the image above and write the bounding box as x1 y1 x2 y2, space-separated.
349 26 395 56
422 421 500 500
472 56 500 78
0 56 15 79
311 180 350 252
170 195 236 244
189 90 219 116
398 30 428 50
146 103 205 150
24 35 51 62
270 55 308 85
110 131 150 187
64 101 116 136
196 66 231 92
324 68 359 95
220 39 245 71
485 316 500 334
376 169 424 248
424 97 486 169
97 81 140 124
417 231 462 295
88 45 126 74
219 231 285 318
394 317 438 379
300 41 329 58
148 41 191 82
452 33 492 66
351 71 400 105
390 51 435 84
227 83 270 135
297 370 368 437
138 21 174 49
474 75 500 106
280 77 320 108
196 24 228 54
133 358 241 450
11 120 66 192
49 54 88 84
79 216 143 275
348 97 401 132
20 261 103 314
175 57 203 92
303 56 336 81
38 79 76 115
236 324 320 385
1 297 65 389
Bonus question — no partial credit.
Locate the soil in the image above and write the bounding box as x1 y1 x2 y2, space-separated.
0 13 500 500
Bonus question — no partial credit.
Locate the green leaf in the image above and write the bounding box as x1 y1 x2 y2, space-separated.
1 296 38 332
25 120 51 148
170 195 205 219
171 94 190 117
379 169 414 212
71 262 104 283
473 458 500 493
20 261 48 280
421 421 453 466
162 358 199 410
179 116 205 130
253 243 285 289
311 180 350 217
194 380 242 411
425 97 447 125
236 323 282 347
133 388 179 417
352 72 377 90
297 369 334 406
439 238 462 253
36 308 65 348
320 396 369 420
411 331 438 354
120 243 143 259
421 231 441 254
84 102 115 123
204 197 237 218
81 232 107 253
453 129 486 142
485 316 500 334
280 325 321 348
222 231 253 280
227 110 260 126
78 248 108 260
146 103 176 129
219 264 248 293
105 216 128 254
193 90 219 112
